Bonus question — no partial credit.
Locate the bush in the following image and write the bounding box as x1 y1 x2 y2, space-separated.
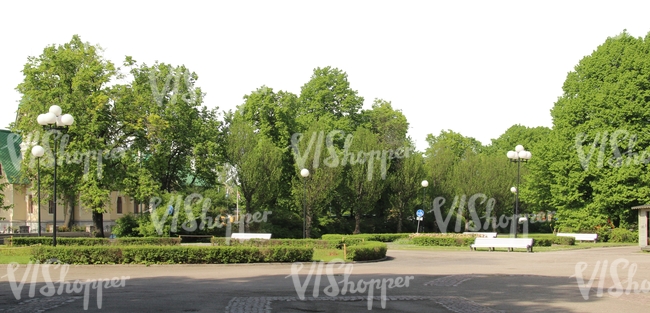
344 241 387 261
211 238 339 249
321 233 410 242
609 228 636 243
595 228 611 242
411 236 476 246
30 245 314 264
112 213 142 237
113 237 181 246
529 236 575 246
7 237 110 246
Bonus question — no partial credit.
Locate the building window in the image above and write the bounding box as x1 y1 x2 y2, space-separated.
28 195 33 214
48 199 54 214
117 197 123 214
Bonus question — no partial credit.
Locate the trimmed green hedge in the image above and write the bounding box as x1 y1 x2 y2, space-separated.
7 237 110 246
114 237 181 246
411 236 476 246
6 237 182 246
531 236 575 246
30 245 314 264
345 241 387 261
321 233 410 242
211 238 339 249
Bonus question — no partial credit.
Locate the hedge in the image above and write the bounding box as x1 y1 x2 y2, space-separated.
321 233 410 242
411 236 476 246
531 236 575 246
344 241 387 261
6 237 110 246
113 237 181 246
211 238 340 249
6 237 182 246
30 245 314 264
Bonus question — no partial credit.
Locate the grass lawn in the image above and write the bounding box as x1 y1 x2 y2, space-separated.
0 246 32 264
312 248 346 262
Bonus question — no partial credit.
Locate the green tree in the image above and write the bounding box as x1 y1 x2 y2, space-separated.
386 152 425 232
342 127 387 234
225 116 283 232
542 30 650 230
12 35 120 235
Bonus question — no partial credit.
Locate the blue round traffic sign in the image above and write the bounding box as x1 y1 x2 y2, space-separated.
416 209 424 217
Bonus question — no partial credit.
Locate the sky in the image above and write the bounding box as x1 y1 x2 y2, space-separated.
2 0 650 152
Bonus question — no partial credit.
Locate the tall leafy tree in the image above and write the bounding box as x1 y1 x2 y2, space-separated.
12 35 120 235
542 30 650 230
290 120 342 238
225 115 283 231
342 127 387 234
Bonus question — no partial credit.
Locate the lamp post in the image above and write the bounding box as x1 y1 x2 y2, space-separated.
37 105 74 246
506 145 531 238
300 168 310 239
418 180 428 233
31 145 45 236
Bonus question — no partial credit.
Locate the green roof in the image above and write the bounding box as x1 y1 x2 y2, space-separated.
0 129 29 184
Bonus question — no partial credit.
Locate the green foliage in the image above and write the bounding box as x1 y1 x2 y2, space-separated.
344 241 387 261
114 237 181 245
30 245 314 264
531 236 575 246
7 237 110 246
411 236 476 246
321 233 410 242
210 238 339 249
112 213 142 237
608 228 637 243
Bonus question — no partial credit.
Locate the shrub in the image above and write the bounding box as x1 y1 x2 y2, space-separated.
30 245 314 264
528 236 574 246
112 213 142 237
609 228 636 243
595 228 611 242
321 233 410 242
210 238 340 249
344 241 387 261
7 237 110 246
411 236 476 246
113 237 181 246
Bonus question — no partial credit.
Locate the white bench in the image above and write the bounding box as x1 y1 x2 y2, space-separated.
556 233 598 243
230 233 272 240
463 232 497 238
470 237 534 252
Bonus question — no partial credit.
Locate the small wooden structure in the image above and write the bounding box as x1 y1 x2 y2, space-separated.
631 205 650 250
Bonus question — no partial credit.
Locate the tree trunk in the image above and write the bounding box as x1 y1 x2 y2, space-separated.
396 204 403 233
63 195 75 229
353 209 361 234
306 206 312 238
92 211 105 237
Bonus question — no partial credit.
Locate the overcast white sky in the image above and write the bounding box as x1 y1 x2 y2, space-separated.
2 0 650 152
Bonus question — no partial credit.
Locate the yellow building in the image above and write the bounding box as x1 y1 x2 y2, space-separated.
0 129 143 235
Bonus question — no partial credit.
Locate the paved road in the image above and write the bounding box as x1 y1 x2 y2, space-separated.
0 246 648 312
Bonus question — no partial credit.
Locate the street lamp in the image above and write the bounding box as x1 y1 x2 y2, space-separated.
37 105 74 246
506 145 531 238
31 145 45 236
300 168 310 239
418 180 428 233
